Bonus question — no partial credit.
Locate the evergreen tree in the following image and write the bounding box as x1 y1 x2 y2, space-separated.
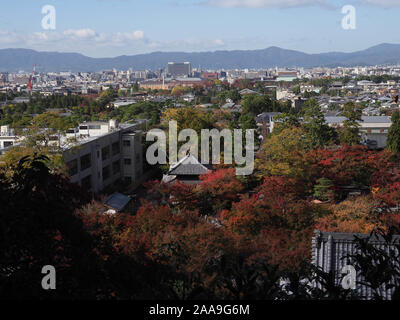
339 102 362 145
303 99 335 147
387 111 400 154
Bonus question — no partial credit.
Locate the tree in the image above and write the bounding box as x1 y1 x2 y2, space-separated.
303 99 335 147
271 113 301 135
313 178 334 202
257 127 314 182
221 176 320 271
162 107 214 133
0 155 98 299
387 111 400 154
241 94 274 116
199 168 245 213
316 196 379 234
339 102 362 145
171 86 187 97
308 145 383 187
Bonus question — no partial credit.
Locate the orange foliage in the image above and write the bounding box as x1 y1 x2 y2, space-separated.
316 195 380 234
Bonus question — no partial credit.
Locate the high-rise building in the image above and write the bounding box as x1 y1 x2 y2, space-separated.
166 62 191 78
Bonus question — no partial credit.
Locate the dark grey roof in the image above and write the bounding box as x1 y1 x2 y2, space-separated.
168 154 212 176
325 116 391 124
169 164 211 175
312 230 400 300
256 112 281 122
104 192 131 212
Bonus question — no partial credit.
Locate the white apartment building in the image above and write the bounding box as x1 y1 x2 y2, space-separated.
63 119 146 193
0 119 147 193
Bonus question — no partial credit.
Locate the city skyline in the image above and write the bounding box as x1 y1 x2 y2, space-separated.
1 0 400 58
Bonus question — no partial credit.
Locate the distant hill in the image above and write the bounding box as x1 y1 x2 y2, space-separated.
1 43 400 72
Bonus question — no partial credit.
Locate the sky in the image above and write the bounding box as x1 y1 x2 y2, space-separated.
0 0 400 57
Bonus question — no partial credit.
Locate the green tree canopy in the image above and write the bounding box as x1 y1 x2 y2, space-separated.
339 102 362 145
387 111 400 154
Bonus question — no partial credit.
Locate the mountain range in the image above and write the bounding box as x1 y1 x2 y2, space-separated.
1 43 400 72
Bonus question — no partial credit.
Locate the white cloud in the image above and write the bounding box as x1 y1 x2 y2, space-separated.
0 30 22 44
113 30 145 42
28 32 63 44
133 30 145 39
0 28 229 57
63 28 98 40
204 0 328 8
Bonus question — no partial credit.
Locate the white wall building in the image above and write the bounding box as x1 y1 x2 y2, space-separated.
63 119 146 193
0 119 147 193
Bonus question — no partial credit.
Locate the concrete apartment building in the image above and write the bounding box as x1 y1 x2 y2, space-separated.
63 119 146 193
0 119 147 193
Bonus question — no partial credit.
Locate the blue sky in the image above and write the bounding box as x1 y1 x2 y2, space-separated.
0 0 400 57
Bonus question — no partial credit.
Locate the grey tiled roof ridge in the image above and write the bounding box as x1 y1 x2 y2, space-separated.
313 230 400 242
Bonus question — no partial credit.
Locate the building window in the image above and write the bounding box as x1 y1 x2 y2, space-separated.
124 158 132 165
88 125 101 130
67 159 78 176
124 176 132 185
3 141 13 148
112 141 120 156
102 165 110 181
112 160 121 175
81 175 92 190
80 153 91 171
102 146 110 160
123 140 131 147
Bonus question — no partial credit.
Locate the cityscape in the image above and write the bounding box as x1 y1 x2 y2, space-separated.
1 0 400 312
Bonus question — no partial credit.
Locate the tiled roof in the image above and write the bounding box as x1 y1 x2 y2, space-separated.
325 116 391 124
167 154 212 176
312 230 400 300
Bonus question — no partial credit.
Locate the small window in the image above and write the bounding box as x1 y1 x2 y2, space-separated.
112 160 121 175
102 146 110 160
124 176 132 185
112 141 120 156
124 158 132 165
80 154 91 171
81 175 92 189
102 165 110 181
123 140 131 147
67 159 78 176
